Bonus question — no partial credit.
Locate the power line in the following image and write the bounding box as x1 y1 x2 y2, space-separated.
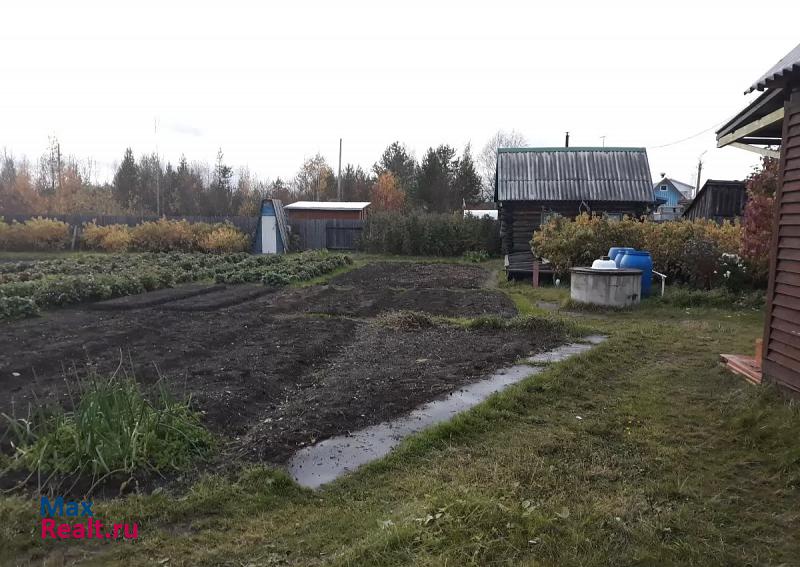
648 121 725 149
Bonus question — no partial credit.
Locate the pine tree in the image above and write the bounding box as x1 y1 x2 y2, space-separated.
112 148 138 211
452 144 483 206
373 142 417 192
415 145 457 212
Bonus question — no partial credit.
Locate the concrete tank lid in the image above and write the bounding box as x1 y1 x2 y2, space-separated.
571 267 642 275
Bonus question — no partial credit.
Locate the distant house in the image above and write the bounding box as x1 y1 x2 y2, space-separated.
283 201 370 221
494 147 655 276
464 209 499 220
682 180 747 222
652 177 694 221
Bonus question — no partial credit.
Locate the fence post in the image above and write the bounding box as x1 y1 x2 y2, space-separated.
532 259 540 288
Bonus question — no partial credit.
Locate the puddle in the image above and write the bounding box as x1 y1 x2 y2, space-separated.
288 335 607 489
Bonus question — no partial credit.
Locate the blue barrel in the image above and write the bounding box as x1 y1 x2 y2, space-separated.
619 250 653 297
608 247 636 268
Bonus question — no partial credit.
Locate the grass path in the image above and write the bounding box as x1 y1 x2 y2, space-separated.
2 278 799 566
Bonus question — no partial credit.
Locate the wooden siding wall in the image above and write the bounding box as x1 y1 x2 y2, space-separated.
763 86 800 394
683 184 747 222
291 219 363 250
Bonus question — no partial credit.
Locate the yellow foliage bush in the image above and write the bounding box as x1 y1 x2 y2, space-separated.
82 223 133 252
0 217 71 251
531 213 742 283
130 219 195 252
198 224 250 253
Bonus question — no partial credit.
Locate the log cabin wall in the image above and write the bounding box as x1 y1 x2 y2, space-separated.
763 84 800 394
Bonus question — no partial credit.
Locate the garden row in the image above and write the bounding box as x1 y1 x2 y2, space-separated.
0 251 352 320
0 217 251 253
531 214 757 289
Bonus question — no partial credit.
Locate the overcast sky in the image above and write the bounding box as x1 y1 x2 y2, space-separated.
1 1 798 189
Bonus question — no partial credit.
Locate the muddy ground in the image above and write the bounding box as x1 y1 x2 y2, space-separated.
0 261 564 475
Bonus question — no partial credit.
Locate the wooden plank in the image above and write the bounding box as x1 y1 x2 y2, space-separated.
765 349 800 374
779 225 800 237
769 335 800 367
780 203 800 215
780 214 800 226
772 292 800 310
783 180 800 193
771 328 800 347
777 249 800 264
779 236 800 249
775 283 800 299
772 312 800 336
773 305 800 323
777 259 800 274
718 107 784 147
776 271 800 286
762 359 800 393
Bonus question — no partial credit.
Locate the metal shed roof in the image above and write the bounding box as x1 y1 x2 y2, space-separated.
284 201 371 211
747 42 800 93
495 147 654 203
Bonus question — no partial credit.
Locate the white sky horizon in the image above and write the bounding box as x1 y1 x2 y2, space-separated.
1 1 797 190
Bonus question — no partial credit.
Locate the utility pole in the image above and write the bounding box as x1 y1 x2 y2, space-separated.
695 151 706 199
155 117 161 216
337 138 342 201
565 131 570 148
600 135 606 148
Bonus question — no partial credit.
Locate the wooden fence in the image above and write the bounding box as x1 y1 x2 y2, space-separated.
291 219 363 251
1 213 259 235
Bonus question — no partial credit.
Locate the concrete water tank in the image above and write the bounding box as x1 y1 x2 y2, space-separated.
570 267 642 307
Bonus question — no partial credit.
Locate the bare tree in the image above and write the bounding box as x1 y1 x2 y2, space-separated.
478 129 528 200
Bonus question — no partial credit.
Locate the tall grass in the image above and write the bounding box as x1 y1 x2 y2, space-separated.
2 368 212 490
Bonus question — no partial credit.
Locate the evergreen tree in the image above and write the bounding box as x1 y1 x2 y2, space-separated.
373 141 417 192
452 144 483 206
415 145 457 212
112 148 138 211
208 149 233 214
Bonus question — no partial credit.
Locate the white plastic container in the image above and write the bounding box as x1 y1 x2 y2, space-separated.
591 256 618 270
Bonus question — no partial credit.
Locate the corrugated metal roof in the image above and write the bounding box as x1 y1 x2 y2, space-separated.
495 147 654 203
284 201 371 211
747 42 800 93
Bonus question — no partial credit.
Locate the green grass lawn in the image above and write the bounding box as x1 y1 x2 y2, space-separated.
2 274 799 566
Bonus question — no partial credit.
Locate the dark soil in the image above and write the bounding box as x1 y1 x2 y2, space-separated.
0 261 564 489
330 261 490 289
296 286 517 318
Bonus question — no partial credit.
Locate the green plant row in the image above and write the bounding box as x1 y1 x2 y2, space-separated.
0 251 352 320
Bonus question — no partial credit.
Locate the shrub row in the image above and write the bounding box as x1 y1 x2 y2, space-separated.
359 212 501 257
0 217 251 253
0 251 352 320
82 219 251 253
531 214 746 287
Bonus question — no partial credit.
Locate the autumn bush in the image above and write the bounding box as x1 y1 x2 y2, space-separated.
360 211 501 256
81 223 133 252
0 217 71 251
531 213 743 286
130 218 196 252
197 224 250 253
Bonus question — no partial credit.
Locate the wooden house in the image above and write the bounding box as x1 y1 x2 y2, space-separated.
682 180 747 222
716 42 800 394
494 147 655 276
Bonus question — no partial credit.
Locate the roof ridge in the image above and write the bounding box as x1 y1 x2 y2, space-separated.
497 147 646 153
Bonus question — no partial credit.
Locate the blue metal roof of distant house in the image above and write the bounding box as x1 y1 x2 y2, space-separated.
495 147 654 203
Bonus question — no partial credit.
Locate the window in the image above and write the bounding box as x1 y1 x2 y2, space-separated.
605 212 623 222
660 185 668 191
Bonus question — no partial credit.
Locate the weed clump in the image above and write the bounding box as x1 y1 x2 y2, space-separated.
377 310 437 331
2 370 213 487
